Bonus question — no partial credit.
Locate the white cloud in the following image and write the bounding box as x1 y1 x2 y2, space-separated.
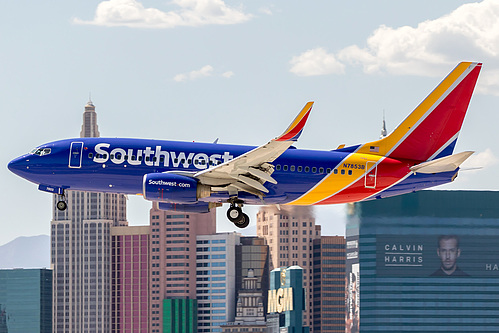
174 65 233 82
222 71 234 78
259 6 274 16
461 148 499 171
289 48 345 76
290 0 499 94
73 0 252 28
174 65 213 82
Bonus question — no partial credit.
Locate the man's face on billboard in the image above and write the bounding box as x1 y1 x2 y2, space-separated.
437 238 461 273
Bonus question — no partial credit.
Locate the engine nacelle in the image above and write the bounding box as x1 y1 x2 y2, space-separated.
158 202 221 214
143 173 210 204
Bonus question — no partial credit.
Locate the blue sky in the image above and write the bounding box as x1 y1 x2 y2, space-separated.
2 0 499 245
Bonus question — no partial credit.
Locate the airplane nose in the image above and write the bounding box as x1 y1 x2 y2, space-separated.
8 155 28 175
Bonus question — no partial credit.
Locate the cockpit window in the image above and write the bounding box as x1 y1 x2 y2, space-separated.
29 148 51 156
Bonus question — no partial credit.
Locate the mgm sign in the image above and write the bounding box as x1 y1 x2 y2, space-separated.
267 266 307 332
268 269 294 313
268 288 293 313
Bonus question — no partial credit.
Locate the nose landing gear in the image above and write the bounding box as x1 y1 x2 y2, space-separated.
56 191 68 211
226 200 250 229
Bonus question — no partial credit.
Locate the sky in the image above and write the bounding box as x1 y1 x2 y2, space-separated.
2 0 499 246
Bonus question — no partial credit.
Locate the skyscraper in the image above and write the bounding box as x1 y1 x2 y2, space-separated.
0 268 52 333
256 206 321 331
148 204 216 333
111 226 150 333
51 100 128 333
347 191 499 332
196 232 240 333
313 236 345 333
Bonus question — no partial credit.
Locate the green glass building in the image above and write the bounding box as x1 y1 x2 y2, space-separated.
0 268 52 333
163 298 197 333
346 190 499 332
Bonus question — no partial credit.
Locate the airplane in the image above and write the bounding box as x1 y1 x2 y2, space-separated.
8 62 481 228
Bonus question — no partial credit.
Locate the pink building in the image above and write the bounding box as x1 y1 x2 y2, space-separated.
149 203 216 333
111 226 150 333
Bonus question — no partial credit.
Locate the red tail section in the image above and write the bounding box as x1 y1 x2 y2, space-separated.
357 62 482 162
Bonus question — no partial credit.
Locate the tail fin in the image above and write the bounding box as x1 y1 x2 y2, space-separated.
357 62 482 161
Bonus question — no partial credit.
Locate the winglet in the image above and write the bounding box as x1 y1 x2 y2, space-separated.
275 102 314 142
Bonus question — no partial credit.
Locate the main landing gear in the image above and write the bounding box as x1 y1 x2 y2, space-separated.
226 199 249 229
56 191 67 211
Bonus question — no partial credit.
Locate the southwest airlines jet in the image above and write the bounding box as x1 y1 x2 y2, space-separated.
9 62 481 228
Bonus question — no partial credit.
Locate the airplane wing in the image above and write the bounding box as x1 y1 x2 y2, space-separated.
194 102 314 198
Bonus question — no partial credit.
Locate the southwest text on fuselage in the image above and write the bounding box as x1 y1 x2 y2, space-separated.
93 143 234 170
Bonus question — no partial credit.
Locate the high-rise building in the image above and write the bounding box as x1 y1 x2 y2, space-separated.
51 100 128 333
256 206 320 331
221 269 267 332
111 226 150 333
148 204 217 333
347 191 499 332
0 268 52 333
313 236 345 333
163 299 198 333
196 232 240 333
235 237 269 311
268 266 308 333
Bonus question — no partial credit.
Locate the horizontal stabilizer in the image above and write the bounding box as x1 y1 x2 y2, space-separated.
410 151 474 174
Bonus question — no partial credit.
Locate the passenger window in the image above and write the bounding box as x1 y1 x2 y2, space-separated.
276 165 281 171
348 170 352 175
312 167 317 173
319 167 324 173
283 165 288 171
341 169 345 175
326 168 331 174
305 166 310 172
88 153 93 159
297 166 302 172
132 155 136 161
290 166 295 172
334 169 338 174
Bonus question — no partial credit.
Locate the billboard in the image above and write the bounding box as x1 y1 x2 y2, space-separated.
377 235 499 277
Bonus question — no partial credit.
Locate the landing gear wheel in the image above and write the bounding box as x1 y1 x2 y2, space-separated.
56 201 67 211
234 213 250 229
227 206 243 223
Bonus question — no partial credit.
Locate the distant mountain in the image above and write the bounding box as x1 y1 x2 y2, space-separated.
0 235 50 269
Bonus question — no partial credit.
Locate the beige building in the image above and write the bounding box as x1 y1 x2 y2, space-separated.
51 100 128 333
256 206 321 332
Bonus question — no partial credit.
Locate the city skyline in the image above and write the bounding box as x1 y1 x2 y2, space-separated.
3 1 499 245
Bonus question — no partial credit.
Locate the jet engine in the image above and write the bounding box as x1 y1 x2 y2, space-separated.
143 173 210 203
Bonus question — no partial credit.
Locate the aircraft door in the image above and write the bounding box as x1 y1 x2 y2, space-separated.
365 161 377 188
69 142 84 168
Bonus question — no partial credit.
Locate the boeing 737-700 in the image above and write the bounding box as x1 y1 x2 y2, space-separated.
8 62 481 228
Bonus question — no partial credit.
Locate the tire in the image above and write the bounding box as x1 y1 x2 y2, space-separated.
57 201 67 211
234 213 250 229
227 206 242 223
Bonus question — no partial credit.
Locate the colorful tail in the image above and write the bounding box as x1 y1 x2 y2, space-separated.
356 62 482 161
